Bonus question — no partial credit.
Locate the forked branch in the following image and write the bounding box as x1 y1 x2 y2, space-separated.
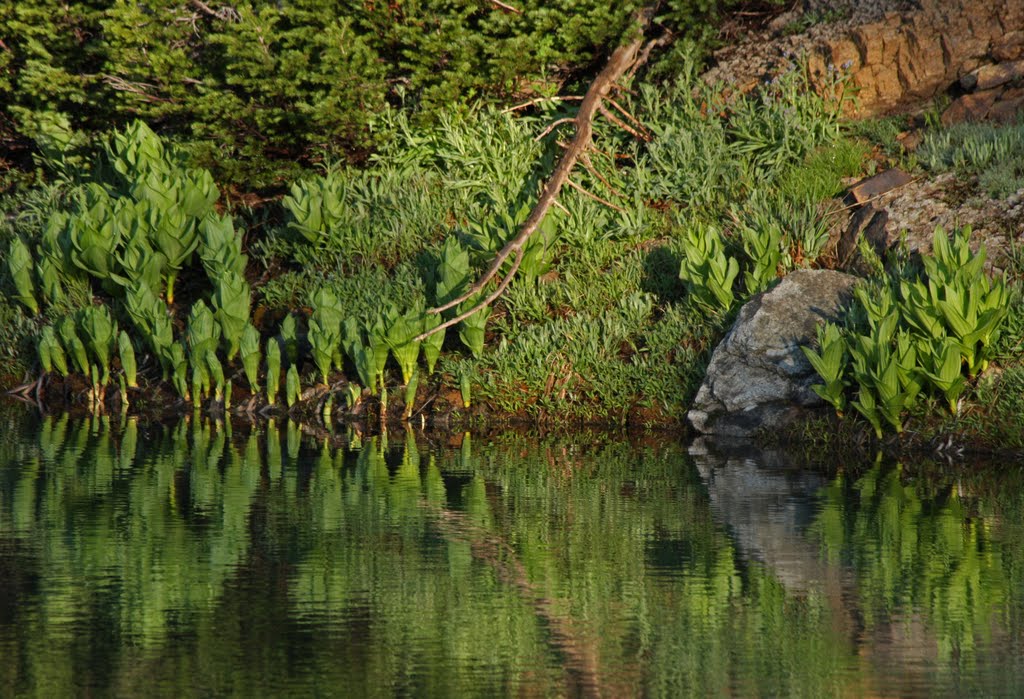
416 9 654 342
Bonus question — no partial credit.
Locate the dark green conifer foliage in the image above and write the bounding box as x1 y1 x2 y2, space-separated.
1 0 748 188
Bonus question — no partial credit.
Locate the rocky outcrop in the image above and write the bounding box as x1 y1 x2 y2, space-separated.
814 0 1024 116
942 56 1024 125
705 0 1024 118
688 269 858 437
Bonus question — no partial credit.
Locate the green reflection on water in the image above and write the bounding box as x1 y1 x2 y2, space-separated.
810 461 1022 682
0 410 1021 697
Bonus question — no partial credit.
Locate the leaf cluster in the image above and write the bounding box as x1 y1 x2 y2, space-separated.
802 227 1010 438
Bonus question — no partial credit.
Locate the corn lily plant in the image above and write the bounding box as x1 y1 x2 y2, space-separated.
199 213 247 279
35 255 68 307
58 317 90 377
39 211 87 290
37 326 68 377
458 297 491 358
286 365 301 407
936 277 1007 377
112 219 167 294
421 313 445 374
118 331 137 389
211 272 251 360
169 343 190 400
7 237 39 314
308 317 341 386
678 223 738 314
342 318 376 392
151 204 200 305
920 336 968 414
108 121 173 184
519 211 561 284
280 314 299 366
803 227 1007 437
367 316 391 391
737 217 785 295
800 322 847 416
459 369 472 409
435 236 472 309
265 339 281 406
79 305 117 387
384 305 425 385
205 349 225 405
282 172 348 244
240 324 262 391
186 301 220 400
125 281 175 376
67 184 122 282
403 370 419 420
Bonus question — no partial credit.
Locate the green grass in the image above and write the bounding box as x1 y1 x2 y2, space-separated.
917 120 1024 198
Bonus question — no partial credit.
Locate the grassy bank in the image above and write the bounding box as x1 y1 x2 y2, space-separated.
1 16 1023 447
0 45 855 425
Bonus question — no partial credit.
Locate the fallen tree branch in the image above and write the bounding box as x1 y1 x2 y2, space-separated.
598 103 647 141
502 95 584 113
534 117 576 142
566 178 626 212
102 75 176 104
580 152 625 199
416 9 654 342
628 30 674 80
190 0 240 21
487 0 522 14
606 97 650 138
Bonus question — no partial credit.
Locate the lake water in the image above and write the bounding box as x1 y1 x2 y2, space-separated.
0 407 1022 697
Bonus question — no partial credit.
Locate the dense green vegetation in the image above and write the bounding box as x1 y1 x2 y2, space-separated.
1 38 862 426
1 1 1022 442
0 0 754 189
797 117 1024 443
803 227 1009 438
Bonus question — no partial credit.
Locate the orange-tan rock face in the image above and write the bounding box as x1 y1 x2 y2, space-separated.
706 0 1024 119
810 0 1024 116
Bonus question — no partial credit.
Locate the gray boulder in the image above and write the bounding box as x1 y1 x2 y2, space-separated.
688 269 858 437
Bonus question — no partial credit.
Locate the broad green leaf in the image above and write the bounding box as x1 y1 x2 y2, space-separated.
7 237 39 314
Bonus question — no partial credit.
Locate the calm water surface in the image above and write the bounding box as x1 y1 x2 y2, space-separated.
1 408 1023 697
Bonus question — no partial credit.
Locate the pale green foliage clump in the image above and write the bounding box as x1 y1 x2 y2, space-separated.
918 121 1024 198
803 227 1009 438
678 223 738 314
3 121 260 406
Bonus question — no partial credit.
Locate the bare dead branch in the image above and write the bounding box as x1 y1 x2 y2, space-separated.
417 9 654 340
566 178 626 212
580 152 625 198
415 251 525 342
487 0 522 14
102 75 175 104
190 0 240 21
502 95 584 113
606 97 650 138
598 103 647 141
628 30 674 80
534 117 576 142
